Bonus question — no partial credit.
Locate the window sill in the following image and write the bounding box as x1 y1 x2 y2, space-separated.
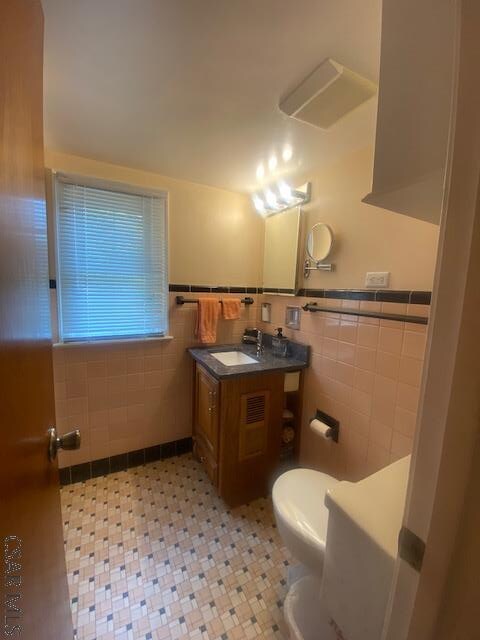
53 335 174 348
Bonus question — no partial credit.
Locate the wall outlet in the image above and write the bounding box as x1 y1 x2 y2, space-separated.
365 271 390 288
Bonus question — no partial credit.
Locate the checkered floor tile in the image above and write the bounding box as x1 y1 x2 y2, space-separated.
61 454 291 639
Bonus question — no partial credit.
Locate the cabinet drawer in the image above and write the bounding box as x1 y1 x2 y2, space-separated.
195 435 218 487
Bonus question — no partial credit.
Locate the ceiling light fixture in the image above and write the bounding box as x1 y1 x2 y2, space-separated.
252 182 311 217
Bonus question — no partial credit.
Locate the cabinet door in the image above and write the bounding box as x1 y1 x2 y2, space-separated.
362 0 455 223
219 373 284 506
194 365 219 459
195 436 218 487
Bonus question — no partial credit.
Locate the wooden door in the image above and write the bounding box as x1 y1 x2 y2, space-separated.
194 365 219 457
0 3 73 639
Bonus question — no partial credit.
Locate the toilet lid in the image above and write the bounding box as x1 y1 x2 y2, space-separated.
273 469 338 549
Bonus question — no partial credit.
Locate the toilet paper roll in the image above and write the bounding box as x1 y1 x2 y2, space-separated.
309 418 332 439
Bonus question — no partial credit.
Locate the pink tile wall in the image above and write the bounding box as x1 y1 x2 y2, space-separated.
257 296 429 481
55 289 428 482
53 292 259 467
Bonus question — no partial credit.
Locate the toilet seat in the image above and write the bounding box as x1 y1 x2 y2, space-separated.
273 469 338 577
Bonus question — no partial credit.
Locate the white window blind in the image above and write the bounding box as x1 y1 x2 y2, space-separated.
55 177 168 342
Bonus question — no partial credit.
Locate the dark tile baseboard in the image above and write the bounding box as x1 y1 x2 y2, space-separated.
59 437 193 486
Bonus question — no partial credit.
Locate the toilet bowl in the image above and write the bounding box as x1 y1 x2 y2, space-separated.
272 468 338 579
273 459 411 640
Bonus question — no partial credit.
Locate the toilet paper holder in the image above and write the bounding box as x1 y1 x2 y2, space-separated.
311 409 340 443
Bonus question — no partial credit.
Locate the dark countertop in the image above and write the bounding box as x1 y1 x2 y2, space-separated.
188 340 310 380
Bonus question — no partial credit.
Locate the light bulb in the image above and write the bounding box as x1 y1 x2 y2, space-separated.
268 155 277 172
282 145 293 162
278 181 292 202
252 194 266 214
265 189 278 209
256 164 265 180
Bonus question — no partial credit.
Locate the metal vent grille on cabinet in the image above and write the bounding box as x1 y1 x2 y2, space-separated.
245 394 266 424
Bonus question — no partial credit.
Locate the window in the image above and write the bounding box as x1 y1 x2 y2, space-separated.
55 175 168 342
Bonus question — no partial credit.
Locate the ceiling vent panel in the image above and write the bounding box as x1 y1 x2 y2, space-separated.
279 58 377 130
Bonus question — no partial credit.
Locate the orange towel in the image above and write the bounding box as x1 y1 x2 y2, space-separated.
195 298 220 344
222 297 241 320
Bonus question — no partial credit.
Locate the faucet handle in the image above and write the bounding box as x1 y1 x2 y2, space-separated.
243 327 261 344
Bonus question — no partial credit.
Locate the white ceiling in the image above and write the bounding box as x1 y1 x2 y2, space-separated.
42 0 381 193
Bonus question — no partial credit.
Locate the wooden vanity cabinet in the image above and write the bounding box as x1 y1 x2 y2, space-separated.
193 362 287 507
193 365 219 486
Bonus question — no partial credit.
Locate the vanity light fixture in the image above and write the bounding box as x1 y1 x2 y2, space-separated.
252 181 311 216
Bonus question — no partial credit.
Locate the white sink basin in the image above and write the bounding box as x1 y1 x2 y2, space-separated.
210 351 258 366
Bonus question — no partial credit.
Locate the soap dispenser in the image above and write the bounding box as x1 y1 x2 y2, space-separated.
272 327 288 357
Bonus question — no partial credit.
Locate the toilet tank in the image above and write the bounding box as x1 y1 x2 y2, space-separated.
322 457 410 640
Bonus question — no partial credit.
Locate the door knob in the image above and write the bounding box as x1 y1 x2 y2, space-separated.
48 426 81 461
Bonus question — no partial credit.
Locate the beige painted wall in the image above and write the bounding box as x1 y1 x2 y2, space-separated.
44 150 264 287
298 147 439 291
46 147 439 293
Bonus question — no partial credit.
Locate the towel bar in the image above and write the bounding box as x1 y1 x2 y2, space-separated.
302 302 428 325
176 295 254 306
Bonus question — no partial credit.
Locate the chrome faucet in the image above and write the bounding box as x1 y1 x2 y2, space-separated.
256 330 264 356
242 328 264 356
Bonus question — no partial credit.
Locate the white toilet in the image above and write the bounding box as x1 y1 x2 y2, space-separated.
273 467 339 640
272 457 411 640
273 468 338 581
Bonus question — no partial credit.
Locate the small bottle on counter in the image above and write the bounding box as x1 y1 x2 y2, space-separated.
272 327 289 357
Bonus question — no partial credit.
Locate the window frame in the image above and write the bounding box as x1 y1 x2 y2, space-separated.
51 171 169 344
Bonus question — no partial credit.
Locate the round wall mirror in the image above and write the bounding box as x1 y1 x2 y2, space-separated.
306 223 334 262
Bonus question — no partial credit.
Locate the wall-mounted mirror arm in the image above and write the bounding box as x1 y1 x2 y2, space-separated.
304 259 334 277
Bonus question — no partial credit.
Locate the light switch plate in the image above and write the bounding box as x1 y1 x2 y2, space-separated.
365 271 390 288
